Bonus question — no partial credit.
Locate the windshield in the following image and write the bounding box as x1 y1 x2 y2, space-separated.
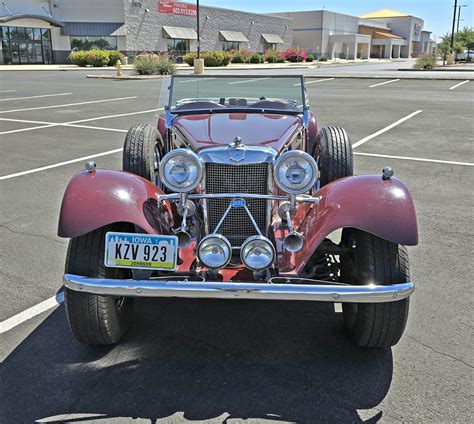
167 75 307 113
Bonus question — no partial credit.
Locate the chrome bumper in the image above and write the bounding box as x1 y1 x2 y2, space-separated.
63 274 414 303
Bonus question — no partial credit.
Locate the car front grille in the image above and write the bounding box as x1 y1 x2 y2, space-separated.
205 162 269 246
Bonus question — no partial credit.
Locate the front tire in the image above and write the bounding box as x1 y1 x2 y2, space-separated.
123 123 164 189
341 229 410 348
64 226 134 345
314 126 353 187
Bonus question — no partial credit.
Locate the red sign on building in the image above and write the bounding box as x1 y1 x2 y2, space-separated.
158 1 197 17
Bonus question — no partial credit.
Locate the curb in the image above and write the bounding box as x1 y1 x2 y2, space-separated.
304 74 474 81
87 74 166 80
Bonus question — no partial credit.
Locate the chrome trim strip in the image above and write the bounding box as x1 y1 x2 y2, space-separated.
158 193 321 203
64 274 414 303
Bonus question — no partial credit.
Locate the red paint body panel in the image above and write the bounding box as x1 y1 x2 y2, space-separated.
173 113 302 151
278 175 418 274
57 169 174 238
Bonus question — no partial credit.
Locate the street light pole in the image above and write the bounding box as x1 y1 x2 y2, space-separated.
456 5 467 32
450 0 458 49
197 0 200 59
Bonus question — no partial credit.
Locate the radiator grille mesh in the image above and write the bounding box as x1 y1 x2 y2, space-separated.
205 163 269 246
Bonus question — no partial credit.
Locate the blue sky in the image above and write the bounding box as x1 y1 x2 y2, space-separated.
197 0 473 40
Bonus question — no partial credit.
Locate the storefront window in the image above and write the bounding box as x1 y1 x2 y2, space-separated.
167 38 190 54
0 26 52 64
223 41 240 51
264 42 278 51
70 36 117 51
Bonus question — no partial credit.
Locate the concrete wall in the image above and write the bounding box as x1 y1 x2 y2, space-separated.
124 0 292 54
51 0 124 23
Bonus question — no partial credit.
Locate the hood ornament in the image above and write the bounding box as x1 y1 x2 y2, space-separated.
229 136 245 162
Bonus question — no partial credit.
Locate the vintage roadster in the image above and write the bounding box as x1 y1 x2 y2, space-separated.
58 75 417 348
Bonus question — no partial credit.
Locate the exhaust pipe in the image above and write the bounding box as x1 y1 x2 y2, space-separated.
283 231 304 252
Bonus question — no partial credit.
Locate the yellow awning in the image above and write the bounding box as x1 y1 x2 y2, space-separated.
360 9 410 19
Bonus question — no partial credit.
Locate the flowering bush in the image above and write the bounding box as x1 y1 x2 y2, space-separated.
284 48 307 62
183 51 230 67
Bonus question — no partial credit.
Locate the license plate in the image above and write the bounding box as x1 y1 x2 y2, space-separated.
105 232 178 271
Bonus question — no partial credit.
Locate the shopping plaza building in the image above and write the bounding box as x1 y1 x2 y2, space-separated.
0 1 435 64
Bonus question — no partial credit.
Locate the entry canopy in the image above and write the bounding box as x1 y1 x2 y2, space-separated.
219 30 249 42
163 26 197 40
261 33 284 44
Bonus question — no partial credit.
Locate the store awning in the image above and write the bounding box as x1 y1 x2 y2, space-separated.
61 22 124 36
0 14 63 27
219 31 248 42
373 31 404 39
111 24 127 36
162 26 197 40
261 33 284 44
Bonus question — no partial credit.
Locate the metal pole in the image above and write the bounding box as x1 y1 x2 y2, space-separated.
450 0 458 49
197 0 200 59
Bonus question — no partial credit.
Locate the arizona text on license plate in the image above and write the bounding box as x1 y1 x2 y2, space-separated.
105 232 178 271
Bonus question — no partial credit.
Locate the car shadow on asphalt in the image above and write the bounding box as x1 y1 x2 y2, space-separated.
2 298 392 423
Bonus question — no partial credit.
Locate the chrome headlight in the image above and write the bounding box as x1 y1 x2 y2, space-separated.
159 149 203 192
241 236 275 271
274 151 318 195
198 234 232 269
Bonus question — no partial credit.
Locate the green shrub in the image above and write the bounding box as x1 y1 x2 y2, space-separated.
318 56 328 62
107 50 124 66
413 54 437 70
184 52 197 66
68 50 88 66
306 54 314 62
249 53 262 64
276 56 285 63
85 49 110 67
231 52 245 63
134 53 176 75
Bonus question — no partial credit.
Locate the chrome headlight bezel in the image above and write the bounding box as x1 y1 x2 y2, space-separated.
274 151 318 195
159 149 203 193
240 235 276 271
197 234 232 269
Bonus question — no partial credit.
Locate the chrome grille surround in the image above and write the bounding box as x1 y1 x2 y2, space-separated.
200 146 277 247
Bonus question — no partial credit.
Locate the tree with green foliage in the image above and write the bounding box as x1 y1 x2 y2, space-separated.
437 33 451 66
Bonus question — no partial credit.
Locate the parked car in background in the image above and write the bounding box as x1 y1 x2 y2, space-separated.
58 75 418 349
455 50 473 62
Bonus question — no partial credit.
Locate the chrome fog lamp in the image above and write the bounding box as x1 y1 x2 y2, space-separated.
198 234 232 269
274 151 318 194
159 149 203 192
241 236 275 271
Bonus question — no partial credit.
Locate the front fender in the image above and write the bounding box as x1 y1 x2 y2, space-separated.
279 175 418 274
58 169 173 238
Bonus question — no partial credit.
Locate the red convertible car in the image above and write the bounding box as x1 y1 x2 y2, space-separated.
58 75 417 348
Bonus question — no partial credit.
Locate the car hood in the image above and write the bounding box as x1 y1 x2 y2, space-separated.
173 113 303 152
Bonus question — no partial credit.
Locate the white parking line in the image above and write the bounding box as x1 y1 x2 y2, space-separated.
352 110 423 149
0 108 161 136
0 148 123 180
178 78 216 83
449 80 469 90
369 79 400 88
300 78 335 86
0 90 17 93
0 292 64 334
354 152 474 167
228 78 269 85
0 96 137 114
0 92 72 102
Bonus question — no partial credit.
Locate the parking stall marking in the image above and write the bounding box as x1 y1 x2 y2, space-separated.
0 292 64 334
0 92 72 102
293 78 334 86
228 78 270 85
0 96 137 114
369 79 400 88
0 90 17 93
178 78 216 83
0 108 162 136
352 110 423 149
449 80 470 90
354 152 474 167
0 148 123 181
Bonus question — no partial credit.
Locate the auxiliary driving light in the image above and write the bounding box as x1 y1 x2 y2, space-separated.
197 234 232 269
240 236 275 271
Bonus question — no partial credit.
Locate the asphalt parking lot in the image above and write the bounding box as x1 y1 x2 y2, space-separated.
0 70 473 423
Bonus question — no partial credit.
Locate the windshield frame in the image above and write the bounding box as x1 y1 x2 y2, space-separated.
166 74 308 116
